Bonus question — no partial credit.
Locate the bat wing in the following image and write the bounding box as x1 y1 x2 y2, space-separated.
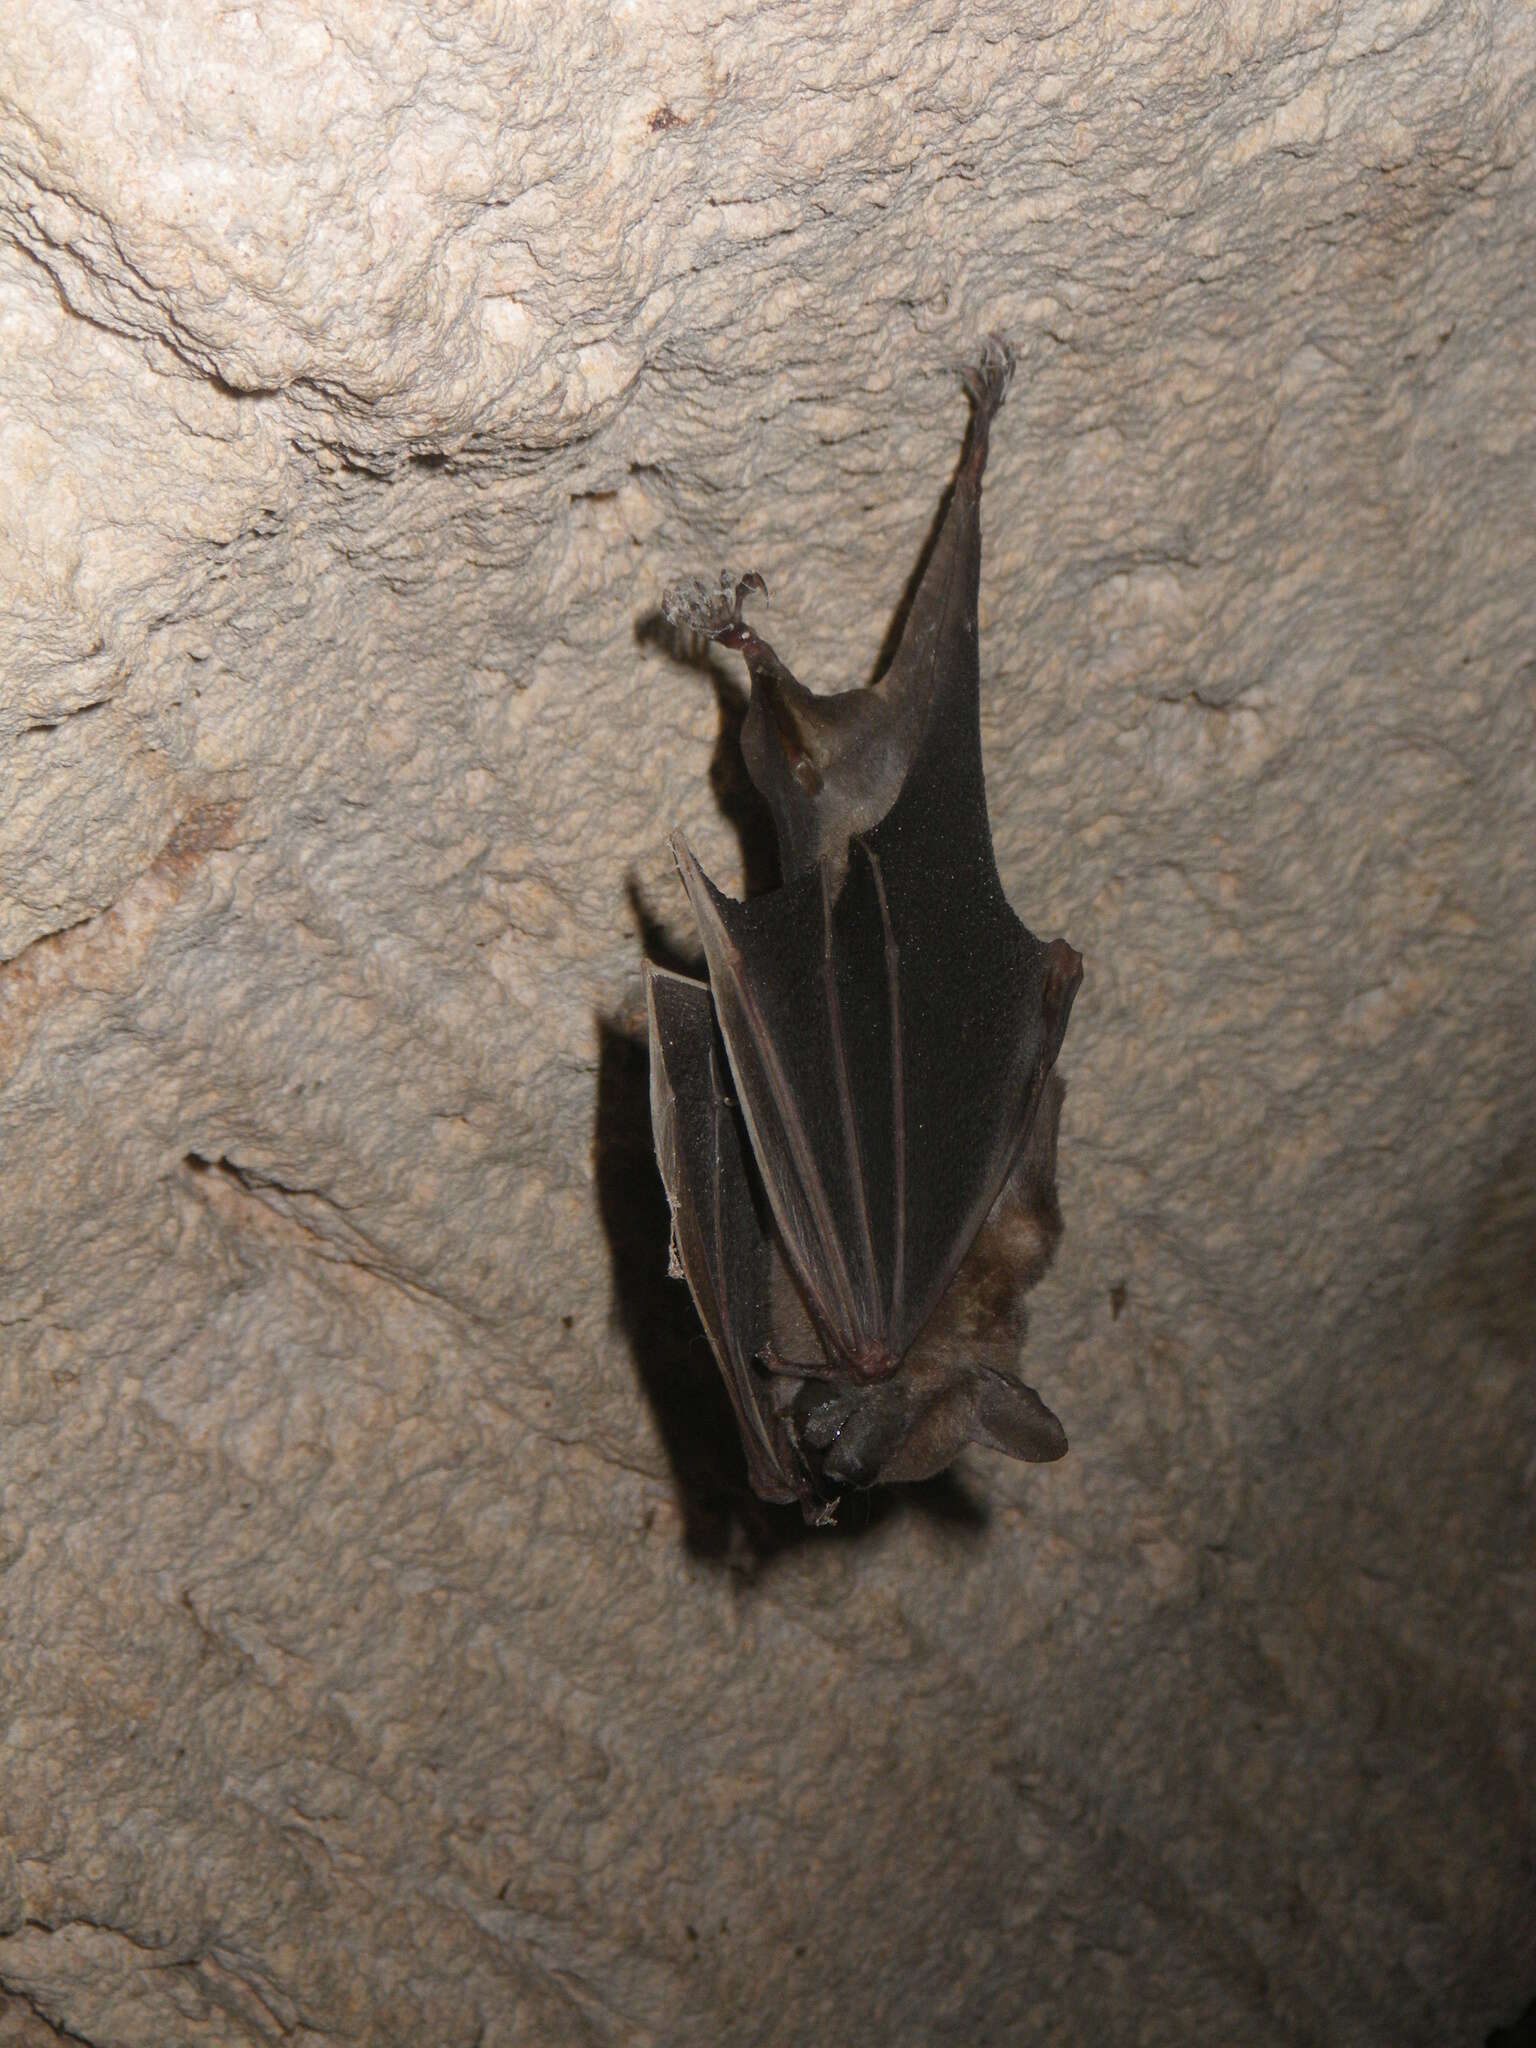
673 768 1080 1386
670 341 1079 1382
644 963 814 1509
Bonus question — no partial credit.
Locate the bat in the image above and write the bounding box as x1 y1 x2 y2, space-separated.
646 339 1082 1523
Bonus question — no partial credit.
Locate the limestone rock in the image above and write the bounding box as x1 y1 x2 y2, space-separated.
2 3 1533 2042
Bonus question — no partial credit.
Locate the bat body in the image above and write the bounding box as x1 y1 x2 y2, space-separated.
648 342 1081 1522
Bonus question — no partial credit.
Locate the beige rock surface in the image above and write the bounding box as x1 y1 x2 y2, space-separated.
2 2 1533 2042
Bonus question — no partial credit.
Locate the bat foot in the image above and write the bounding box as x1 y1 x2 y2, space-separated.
662 570 768 649
962 334 1016 422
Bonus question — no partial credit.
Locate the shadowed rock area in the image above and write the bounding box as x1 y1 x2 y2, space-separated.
1 4 1533 2042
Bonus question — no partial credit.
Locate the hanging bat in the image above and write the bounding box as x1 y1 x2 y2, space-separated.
646 339 1082 1523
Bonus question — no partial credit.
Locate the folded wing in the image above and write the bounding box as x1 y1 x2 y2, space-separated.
644 963 811 1508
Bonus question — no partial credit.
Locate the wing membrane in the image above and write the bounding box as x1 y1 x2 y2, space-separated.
644 964 804 1504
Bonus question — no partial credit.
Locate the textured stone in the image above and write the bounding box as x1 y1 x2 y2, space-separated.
1 2 1533 2042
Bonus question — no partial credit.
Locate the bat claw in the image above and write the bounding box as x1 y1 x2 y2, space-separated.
662 569 769 647
962 334 1016 418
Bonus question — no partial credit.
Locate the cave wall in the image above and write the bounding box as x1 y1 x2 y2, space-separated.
1 3 1533 2042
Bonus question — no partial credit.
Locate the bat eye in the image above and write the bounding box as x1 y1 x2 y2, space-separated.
792 757 822 795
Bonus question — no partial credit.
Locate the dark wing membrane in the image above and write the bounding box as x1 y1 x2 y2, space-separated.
678 721 1077 1378
862 750 1082 1355
665 355 1046 1379
660 340 1080 1400
645 964 805 1505
867 691 1083 1350
673 842 893 1374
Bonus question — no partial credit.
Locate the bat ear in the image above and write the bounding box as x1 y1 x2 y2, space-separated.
970 1368 1068 1464
1040 938 1084 1070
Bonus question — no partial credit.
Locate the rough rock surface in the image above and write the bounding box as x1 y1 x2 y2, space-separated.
2 4 1533 2043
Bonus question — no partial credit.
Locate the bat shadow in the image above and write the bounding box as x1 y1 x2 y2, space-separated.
592 608 990 1566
